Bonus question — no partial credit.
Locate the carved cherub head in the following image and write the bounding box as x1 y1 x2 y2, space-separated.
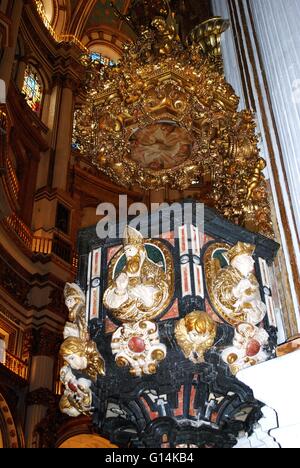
60 337 88 371
175 312 217 363
184 312 217 343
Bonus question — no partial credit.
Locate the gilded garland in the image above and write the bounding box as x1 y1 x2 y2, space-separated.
74 9 272 237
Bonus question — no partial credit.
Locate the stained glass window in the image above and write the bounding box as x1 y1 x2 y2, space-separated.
89 52 116 67
22 66 42 114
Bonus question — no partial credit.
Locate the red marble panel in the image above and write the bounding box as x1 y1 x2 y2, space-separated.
105 317 118 334
161 299 179 321
107 245 122 264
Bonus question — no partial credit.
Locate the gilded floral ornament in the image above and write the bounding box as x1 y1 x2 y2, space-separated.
74 7 273 237
111 320 167 377
222 322 270 375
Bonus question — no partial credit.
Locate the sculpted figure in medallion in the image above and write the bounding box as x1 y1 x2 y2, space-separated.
103 227 173 322
206 242 266 326
175 312 217 363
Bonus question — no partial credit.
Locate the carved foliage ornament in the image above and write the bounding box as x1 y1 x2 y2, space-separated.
74 13 272 236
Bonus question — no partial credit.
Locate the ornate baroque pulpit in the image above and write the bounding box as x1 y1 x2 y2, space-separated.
60 203 279 448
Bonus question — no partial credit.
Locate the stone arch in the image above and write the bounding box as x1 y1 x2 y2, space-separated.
54 415 118 448
82 26 132 61
0 391 23 448
68 0 96 37
41 0 71 35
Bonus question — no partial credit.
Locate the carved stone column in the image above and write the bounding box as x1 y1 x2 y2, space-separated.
19 153 39 226
25 328 61 448
32 72 79 256
36 74 63 191
52 75 76 191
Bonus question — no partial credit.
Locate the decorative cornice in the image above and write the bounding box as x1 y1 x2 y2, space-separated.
0 362 28 388
71 164 143 206
0 243 69 319
0 303 22 327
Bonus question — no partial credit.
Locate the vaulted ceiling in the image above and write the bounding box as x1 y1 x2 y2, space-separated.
41 0 212 60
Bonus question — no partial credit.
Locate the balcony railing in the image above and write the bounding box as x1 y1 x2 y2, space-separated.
32 236 53 255
6 212 33 250
4 352 29 381
6 158 20 199
3 213 77 270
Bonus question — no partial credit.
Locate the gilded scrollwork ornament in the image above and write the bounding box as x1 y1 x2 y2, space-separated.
59 284 106 417
64 283 88 341
74 8 272 237
59 365 93 417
